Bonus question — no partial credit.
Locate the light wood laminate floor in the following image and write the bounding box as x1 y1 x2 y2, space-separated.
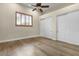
0 37 79 56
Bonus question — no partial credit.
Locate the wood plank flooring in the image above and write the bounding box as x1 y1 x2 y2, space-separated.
0 37 79 56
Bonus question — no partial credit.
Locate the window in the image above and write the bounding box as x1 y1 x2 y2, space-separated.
16 12 33 27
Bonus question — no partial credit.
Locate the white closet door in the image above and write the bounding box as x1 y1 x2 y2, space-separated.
40 17 53 39
57 11 79 45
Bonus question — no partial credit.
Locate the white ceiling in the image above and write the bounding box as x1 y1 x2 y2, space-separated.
21 3 74 14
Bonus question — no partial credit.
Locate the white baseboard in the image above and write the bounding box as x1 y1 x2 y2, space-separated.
0 35 40 43
46 37 56 40
58 39 79 46
1 35 78 46
39 35 56 40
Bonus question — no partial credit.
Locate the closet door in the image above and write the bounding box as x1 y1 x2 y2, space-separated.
40 17 53 39
57 11 79 45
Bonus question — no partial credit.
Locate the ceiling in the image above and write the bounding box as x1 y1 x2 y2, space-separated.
21 3 74 14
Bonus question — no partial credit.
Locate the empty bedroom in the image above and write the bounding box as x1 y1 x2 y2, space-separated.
0 3 79 56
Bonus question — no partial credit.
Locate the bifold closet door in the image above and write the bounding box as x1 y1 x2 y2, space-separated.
57 11 79 45
40 17 53 39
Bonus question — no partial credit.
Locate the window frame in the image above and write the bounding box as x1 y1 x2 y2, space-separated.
15 12 33 27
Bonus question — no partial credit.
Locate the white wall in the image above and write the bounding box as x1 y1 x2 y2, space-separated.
0 3 40 42
40 4 79 45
